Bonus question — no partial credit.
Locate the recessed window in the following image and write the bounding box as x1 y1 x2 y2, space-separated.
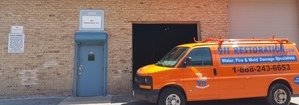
88 54 95 61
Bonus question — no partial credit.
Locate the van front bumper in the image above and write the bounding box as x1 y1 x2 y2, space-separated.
132 88 160 103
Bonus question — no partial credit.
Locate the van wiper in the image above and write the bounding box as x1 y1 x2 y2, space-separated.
155 61 165 67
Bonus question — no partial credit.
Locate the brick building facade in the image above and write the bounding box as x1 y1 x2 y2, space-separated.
0 0 236 97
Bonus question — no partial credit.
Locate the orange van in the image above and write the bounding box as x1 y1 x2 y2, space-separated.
133 38 299 105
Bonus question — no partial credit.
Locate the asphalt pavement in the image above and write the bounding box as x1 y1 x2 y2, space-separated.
0 96 298 105
112 97 299 105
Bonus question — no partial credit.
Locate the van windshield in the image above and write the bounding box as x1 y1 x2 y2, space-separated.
156 47 188 67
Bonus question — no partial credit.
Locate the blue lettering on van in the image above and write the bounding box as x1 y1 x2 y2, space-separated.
295 77 299 85
234 46 285 54
221 55 297 64
218 46 286 55
218 47 229 54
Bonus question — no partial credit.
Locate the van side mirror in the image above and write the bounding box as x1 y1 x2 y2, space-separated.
184 57 192 67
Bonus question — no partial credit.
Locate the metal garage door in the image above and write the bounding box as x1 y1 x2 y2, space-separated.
229 0 299 47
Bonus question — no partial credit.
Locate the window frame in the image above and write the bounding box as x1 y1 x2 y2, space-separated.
185 47 213 67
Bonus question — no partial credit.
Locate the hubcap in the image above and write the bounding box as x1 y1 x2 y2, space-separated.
274 89 287 104
166 94 181 105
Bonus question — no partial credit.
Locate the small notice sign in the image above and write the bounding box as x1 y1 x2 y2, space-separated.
82 16 102 29
11 26 24 34
8 33 25 53
79 10 104 31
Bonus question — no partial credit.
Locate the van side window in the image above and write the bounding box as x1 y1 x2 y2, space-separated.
188 48 212 66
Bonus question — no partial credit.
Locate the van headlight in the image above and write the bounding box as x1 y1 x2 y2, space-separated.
143 76 152 85
135 75 153 89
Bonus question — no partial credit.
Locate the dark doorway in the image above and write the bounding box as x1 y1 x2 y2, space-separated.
132 24 198 81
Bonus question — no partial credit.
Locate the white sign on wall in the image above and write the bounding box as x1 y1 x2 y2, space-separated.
82 16 102 29
11 26 24 34
8 26 25 53
79 10 104 31
8 33 25 53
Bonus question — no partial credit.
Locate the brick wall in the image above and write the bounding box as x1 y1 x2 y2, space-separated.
0 0 228 97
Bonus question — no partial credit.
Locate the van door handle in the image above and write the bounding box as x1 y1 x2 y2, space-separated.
213 68 218 76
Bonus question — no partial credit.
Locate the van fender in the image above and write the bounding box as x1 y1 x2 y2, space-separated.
268 77 293 94
158 82 187 99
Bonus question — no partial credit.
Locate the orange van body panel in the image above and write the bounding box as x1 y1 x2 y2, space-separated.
136 39 299 102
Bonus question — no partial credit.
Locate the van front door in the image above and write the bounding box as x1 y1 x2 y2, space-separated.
183 47 218 101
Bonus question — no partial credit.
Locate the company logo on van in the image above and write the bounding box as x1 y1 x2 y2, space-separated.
295 76 299 85
196 77 210 89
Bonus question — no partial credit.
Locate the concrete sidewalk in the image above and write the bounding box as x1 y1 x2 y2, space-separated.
0 95 135 105
58 95 136 105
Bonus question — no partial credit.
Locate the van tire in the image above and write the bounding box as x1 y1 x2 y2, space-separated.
158 88 186 105
266 83 291 105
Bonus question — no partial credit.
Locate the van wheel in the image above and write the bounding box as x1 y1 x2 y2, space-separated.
266 83 291 105
158 88 186 105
